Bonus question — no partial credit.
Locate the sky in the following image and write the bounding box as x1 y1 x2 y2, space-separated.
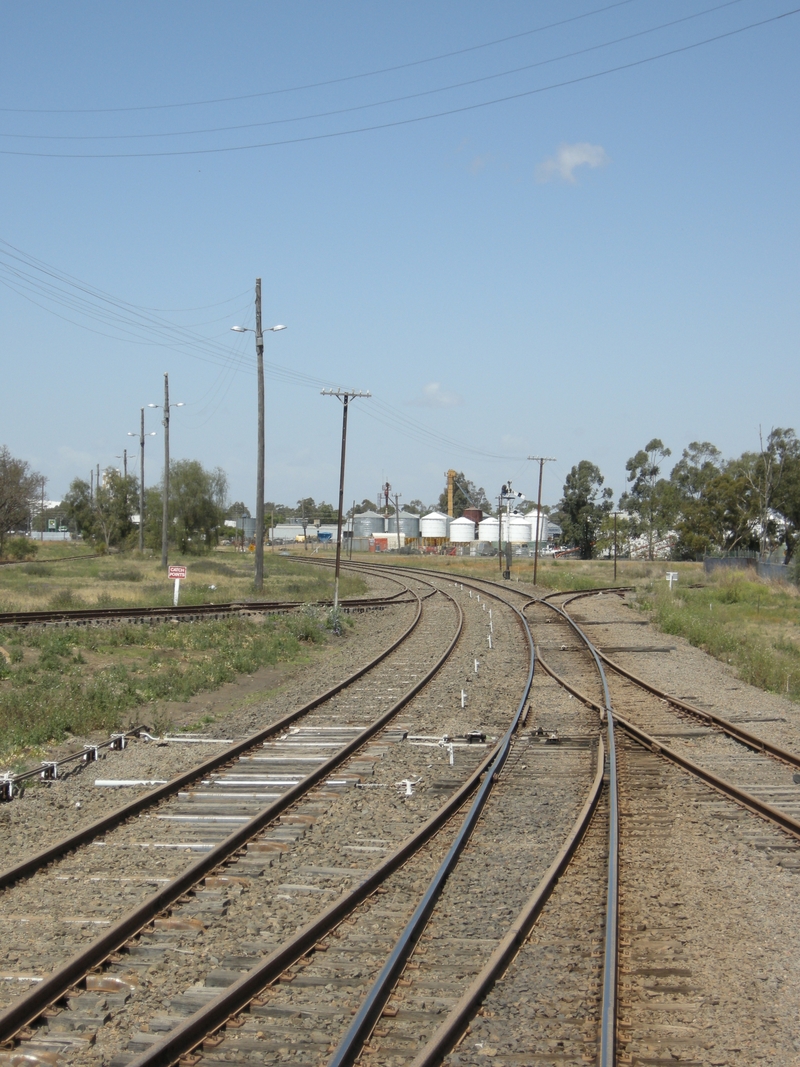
1 0 798 515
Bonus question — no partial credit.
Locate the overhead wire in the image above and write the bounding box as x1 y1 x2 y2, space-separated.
0 0 749 144
0 0 640 115
0 237 525 459
0 7 795 158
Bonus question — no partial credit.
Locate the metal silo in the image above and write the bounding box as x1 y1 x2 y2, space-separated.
449 516 476 542
420 511 448 539
353 511 386 537
477 516 500 542
387 511 421 538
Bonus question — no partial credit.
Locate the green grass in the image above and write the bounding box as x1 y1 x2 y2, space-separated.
0 610 337 757
0 549 366 613
632 569 800 701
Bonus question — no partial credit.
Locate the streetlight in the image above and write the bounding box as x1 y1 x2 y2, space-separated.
128 409 157 553
321 388 371 610
149 374 184 569
231 278 286 592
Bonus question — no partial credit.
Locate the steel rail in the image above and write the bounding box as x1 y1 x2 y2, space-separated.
0 584 463 1043
326 596 537 1067
301 562 623 1064
532 602 800 840
121 740 506 1067
556 591 800 771
0 552 102 567
533 598 619 1067
0 591 410 628
0 577 425 886
408 737 606 1067
1 726 143 800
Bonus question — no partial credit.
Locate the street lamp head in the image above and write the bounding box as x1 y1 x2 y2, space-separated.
174 402 185 408
230 325 249 333
268 324 287 332
127 432 137 437
148 403 158 409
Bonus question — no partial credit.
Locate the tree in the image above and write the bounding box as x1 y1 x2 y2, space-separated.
226 501 250 520
552 461 613 559
669 442 723 559
348 499 377 517
619 439 675 560
147 460 228 553
62 469 138 548
762 428 800 563
437 472 491 517
0 445 42 555
93 470 137 548
406 499 425 515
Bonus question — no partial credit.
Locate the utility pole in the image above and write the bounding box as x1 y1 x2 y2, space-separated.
254 279 266 590
40 477 45 541
613 511 618 582
394 493 402 551
230 284 287 592
161 374 171 569
90 469 94 504
528 456 556 586
349 499 355 561
150 374 184 569
322 387 371 610
129 408 156 553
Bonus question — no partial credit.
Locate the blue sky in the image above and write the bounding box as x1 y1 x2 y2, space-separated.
1 1 798 514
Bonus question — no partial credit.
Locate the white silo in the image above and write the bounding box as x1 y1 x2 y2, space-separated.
420 511 448 539
477 516 500 542
526 508 546 542
449 516 476 542
503 513 532 543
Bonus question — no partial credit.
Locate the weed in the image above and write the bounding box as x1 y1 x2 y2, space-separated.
21 563 53 577
49 590 84 610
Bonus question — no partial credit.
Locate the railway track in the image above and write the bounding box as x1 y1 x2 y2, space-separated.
0 567 536 1067
8 558 800 1065
344 564 800 1064
90 565 616 1067
0 591 408 630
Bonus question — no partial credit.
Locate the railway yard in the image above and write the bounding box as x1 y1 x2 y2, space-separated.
1 561 800 1066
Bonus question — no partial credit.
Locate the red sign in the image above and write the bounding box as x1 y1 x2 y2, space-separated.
168 565 187 580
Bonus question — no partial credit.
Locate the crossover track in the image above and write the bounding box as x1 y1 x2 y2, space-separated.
118 571 614 1067
346 562 800 1064
0 570 464 1046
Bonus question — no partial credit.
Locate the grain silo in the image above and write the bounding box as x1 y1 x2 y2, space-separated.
449 516 476 542
477 516 500 543
502 513 532 543
353 511 386 537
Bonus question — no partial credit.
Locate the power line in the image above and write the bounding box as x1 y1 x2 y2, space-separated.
1 7 794 159
0 0 639 115
0 0 748 144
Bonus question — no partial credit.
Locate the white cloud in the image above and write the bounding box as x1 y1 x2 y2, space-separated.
411 382 463 408
535 142 609 185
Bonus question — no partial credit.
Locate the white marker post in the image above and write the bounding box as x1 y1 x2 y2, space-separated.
666 571 678 591
169 564 187 606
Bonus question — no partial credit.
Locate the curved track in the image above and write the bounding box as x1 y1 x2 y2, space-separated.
109 564 617 1067
0 570 461 1042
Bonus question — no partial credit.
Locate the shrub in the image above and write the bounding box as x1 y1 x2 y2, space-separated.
6 537 38 561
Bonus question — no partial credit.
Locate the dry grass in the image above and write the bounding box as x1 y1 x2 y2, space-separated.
0 548 366 613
